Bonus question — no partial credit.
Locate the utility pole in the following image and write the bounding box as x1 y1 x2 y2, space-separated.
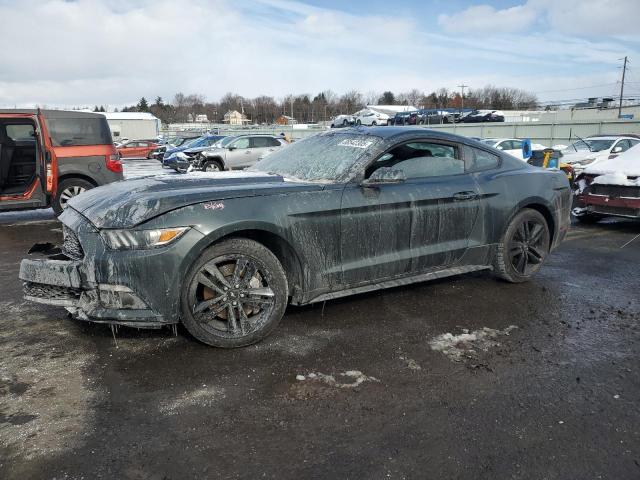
618 56 628 118
457 84 468 113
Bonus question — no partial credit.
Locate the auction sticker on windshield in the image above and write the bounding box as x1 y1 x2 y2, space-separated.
338 139 374 149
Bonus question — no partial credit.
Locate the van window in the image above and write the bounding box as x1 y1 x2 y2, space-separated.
47 117 112 147
6 124 35 141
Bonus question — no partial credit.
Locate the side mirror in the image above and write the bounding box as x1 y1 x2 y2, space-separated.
363 167 406 185
228 146 235 151
612 146 623 153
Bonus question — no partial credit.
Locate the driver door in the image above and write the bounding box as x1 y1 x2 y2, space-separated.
224 137 253 169
339 139 480 286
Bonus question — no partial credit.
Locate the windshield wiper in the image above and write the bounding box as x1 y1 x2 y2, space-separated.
575 134 593 152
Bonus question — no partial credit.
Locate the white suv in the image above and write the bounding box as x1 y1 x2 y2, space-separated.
561 136 640 174
354 109 389 126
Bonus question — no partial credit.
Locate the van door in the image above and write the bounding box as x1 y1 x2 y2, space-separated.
0 113 51 211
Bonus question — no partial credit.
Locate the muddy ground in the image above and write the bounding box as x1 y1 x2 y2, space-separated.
0 209 638 479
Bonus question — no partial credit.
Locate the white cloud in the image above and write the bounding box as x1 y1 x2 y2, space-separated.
0 0 638 108
438 4 538 33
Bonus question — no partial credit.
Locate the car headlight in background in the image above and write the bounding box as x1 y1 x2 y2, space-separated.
101 227 189 250
578 158 597 165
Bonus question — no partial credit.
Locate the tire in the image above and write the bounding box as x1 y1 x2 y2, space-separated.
52 178 95 215
494 208 550 283
372 121 377 126
203 159 223 172
342 119 348 126
180 238 289 348
356 120 361 126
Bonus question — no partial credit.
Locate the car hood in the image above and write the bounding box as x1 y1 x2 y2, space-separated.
67 171 323 229
561 150 605 164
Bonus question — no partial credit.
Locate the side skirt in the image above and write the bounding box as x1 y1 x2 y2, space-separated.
305 264 492 305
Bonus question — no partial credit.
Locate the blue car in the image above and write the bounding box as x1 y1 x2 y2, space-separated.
162 135 224 168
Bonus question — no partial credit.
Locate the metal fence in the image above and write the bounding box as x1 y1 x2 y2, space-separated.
162 119 640 146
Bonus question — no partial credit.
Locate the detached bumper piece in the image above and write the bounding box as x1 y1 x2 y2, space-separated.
20 246 167 328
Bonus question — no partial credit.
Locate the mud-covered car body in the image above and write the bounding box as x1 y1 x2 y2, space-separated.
20 127 570 329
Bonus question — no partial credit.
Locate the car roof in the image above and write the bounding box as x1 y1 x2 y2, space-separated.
585 135 640 140
0 109 106 119
339 126 488 145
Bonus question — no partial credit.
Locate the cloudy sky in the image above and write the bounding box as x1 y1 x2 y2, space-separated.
1 0 639 109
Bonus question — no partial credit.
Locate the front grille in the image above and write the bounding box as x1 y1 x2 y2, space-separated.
62 225 84 260
590 184 640 197
23 282 82 302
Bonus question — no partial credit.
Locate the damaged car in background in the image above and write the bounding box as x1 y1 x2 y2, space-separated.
19 127 571 348
573 143 640 223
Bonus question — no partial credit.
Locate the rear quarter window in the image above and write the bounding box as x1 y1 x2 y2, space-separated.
465 145 500 172
47 117 113 147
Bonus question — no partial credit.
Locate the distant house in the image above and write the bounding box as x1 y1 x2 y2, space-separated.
276 115 297 125
195 114 209 123
223 110 249 125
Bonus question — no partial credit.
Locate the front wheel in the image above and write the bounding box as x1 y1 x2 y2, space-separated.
203 160 223 172
356 120 361 126
494 209 550 283
181 238 288 348
52 178 94 215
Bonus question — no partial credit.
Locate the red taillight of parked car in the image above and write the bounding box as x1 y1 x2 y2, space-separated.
106 154 123 173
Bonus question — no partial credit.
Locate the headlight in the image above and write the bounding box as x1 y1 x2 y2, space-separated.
101 227 189 250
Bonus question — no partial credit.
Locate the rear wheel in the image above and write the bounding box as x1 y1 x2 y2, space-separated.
494 209 550 283
181 238 288 348
203 160 223 172
52 178 94 215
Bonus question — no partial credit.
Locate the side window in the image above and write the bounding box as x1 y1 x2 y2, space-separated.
511 140 523 150
232 138 250 149
251 137 270 148
6 124 35 141
370 141 464 179
267 137 282 147
465 146 500 172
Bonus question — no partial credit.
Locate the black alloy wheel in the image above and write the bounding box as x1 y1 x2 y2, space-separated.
494 209 550 282
181 238 288 347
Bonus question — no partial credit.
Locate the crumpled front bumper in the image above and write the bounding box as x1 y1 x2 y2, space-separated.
19 246 167 328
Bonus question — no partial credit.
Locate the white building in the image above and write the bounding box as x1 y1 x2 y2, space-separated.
102 112 161 140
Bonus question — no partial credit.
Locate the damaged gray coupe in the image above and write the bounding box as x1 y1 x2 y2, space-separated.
20 127 571 347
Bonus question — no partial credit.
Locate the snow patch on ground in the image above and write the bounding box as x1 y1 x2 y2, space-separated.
295 370 379 389
159 385 225 415
430 326 518 361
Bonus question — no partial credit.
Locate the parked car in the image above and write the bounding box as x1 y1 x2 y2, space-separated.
573 143 640 222
354 109 390 126
186 135 287 172
391 111 418 126
458 110 505 123
480 138 547 161
0 109 122 214
151 135 200 160
560 135 640 175
416 109 454 125
163 135 226 171
330 115 355 128
162 135 223 167
117 140 159 159
20 127 570 348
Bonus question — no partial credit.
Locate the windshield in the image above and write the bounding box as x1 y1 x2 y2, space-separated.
567 139 615 152
249 132 383 182
219 136 237 147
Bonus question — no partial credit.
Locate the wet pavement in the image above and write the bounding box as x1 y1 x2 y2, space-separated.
0 210 638 479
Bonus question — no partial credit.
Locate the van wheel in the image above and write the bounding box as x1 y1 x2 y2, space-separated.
52 178 94 215
181 238 288 348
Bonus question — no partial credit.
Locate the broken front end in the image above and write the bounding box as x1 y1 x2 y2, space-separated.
573 173 640 219
19 208 201 328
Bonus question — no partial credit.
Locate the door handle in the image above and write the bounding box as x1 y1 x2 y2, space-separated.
453 191 478 201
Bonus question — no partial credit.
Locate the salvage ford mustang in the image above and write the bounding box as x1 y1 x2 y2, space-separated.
20 127 571 348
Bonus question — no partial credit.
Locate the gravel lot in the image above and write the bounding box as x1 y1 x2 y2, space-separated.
0 166 638 479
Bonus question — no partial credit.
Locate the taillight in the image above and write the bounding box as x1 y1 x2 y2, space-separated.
46 164 53 192
106 154 123 173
